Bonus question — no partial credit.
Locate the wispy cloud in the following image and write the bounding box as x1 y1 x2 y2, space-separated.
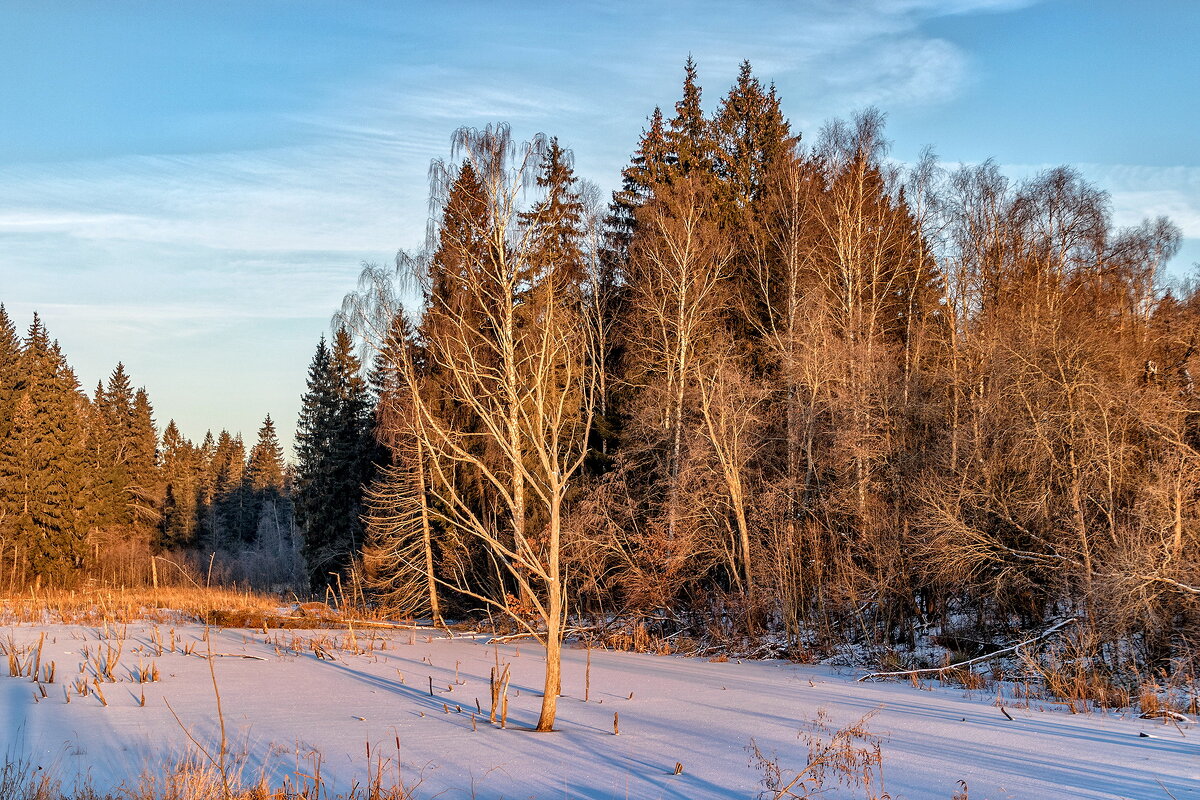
8 0 1194 445
976 162 1200 239
1090 165 1200 238
815 36 969 112
874 0 1041 15
0 211 145 232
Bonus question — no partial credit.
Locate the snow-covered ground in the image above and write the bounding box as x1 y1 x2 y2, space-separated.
1 620 1196 799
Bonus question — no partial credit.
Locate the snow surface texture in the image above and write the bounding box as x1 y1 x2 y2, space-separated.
1 622 1196 799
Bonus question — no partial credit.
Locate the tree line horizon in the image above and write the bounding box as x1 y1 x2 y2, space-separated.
2 58 1197 729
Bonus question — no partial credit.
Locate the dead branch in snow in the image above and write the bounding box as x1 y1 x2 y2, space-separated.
487 625 594 644
326 617 440 632
202 653 267 661
1139 709 1194 723
857 618 1078 682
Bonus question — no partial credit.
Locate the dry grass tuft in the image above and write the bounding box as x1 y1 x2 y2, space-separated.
0 586 286 628
0 751 425 799
749 707 888 800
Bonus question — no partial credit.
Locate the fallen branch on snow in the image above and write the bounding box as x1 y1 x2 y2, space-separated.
337 618 440 632
487 632 540 643
487 626 592 644
856 618 1078 682
201 653 267 661
1139 709 1194 723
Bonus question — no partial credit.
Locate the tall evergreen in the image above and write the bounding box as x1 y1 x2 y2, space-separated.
0 316 92 583
0 305 22 440
205 430 246 548
243 414 290 544
247 414 286 493
93 363 136 528
191 430 217 547
665 56 717 179
294 336 331 531
712 60 796 208
712 61 800 345
129 388 160 527
520 137 587 294
295 329 376 591
159 420 198 549
427 161 492 326
368 314 411 414
607 107 671 265
90 365 160 531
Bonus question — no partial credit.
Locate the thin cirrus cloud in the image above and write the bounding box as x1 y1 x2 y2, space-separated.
982 162 1200 241
810 36 969 113
0 211 145 232
1092 165 1200 238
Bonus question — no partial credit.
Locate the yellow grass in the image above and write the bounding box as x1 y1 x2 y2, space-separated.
0 583 394 630
0 586 287 627
1 753 423 799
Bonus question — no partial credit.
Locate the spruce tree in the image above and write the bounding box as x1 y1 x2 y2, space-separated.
606 58 717 273
247 414 286 493
519 137 586 294
368 314 411 419
130 389 159 518
93 363 137 528
427 161 492 326
712 61 800 345
0 304 22 440
666 56 717 179
192 430 217 547
0 315 92 584
208 430 247 547
159 420 198 549
294 337 332 574
294 330 376 591
244 414 287 542
607 107 670 263
712 60 796 208
88 365 160 532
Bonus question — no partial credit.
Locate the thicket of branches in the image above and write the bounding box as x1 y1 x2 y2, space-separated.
343 59 1199 686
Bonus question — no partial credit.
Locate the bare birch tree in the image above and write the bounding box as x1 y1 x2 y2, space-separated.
346 124 593 731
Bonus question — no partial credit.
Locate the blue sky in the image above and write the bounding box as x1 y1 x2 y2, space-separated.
2 0 1197 450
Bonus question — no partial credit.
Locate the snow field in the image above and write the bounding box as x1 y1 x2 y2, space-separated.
0 621 1197 799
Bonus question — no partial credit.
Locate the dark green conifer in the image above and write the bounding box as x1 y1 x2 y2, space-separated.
427 162 492 326
244 413 290 544
520 137 587 294
192 430 217 546
666 56 717 179
209 431 247 547
247 414 285 493
294 329 377 591
93 364 132 527
0 305 22 440
159 420 199 549
0 315 92 583
607 107 671 263
128 388 160 527
712 61 802 346
90 364 160 531
712 60 797 208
